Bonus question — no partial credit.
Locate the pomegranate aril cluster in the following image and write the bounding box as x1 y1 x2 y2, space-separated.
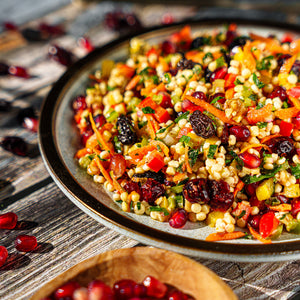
0 61 30 78
49 275 194 300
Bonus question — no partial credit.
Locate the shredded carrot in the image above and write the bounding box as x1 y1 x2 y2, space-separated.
274 107 300 119
85 133 98 149
288 96 300 110
225 87 234 100
185 95 238 125
247 103 273 124
280 55 297 74
173 173 187 182
185 146 193 174
94 156 114 186
110 171 125 194
128 144 156 165
89 114 114 153
261 134 282 144
248 225 272 244
125 75 141 91
145 115 157 140
141 84 156 97
74 147 92 159
185 50 204 63
158 56 169 72
243 41 256 72
150 140 169 156
205 231 245 242
181 74 197 100
240 143 271 154
269 204 292 212
290 39 300 54
233 180 245 198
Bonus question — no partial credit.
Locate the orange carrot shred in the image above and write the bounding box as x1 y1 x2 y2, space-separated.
248 225 272 244
145 115 157 140
234 180 245 198
150 140 169 156
110 171 125 194
243 41 256 72
173 173 187 182
288 96 300 110
181 74 197 100
274 107 300 119
74 148 91 159
280 55 297 74
240 143 271 154
185 146 193 174
269 204 292 212
247 104 273 124
94 156 113 186
205 231 245 242
125 75 141 91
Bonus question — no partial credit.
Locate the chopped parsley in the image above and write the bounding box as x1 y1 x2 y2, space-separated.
179 135 191 145
256 55 274 71
253 73 265 89
138 120 148 129
234 78 243 85
107 85 115 91
237 210 246 219
142 106 155 114
164 73 171 83
290 164 300 179
138 67 150 76
207 145 218 159
216 56 226 68
203 52 213 61
149 206 169 216
229 150 244 171
210 96 224 105
188 148 200 166
257 122 268 129
113 136 122 153
282 101 289 108
175 112 189 123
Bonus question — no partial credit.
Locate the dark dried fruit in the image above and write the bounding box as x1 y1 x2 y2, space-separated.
123 180 141 196
183 179 210 204
189 110 215 139
176 58 198 70
191 91 207 101
204 68 212 83
21 28 44 42
1 136 28 156
291 60 300 77
141 178 165 205
220 125 230 144
133 170 165 184
207 180 234 211
247 215 261 231
190 37 205 49
162 40 176 54
265 136 294 157
277 54 292 69
269 86 287 101
228 36 250 51
117 115 137 145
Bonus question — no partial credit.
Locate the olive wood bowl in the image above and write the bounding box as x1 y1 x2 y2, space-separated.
30 247 237 300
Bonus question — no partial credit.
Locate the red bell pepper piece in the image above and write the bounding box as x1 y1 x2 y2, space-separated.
158 91 172 108
147 152 165 172
231 201 251 221
259 212 279 238
224 73 237 89
181 99 202 113
287 87 300 99
177 127 192 139
154 106 171 123
280 120 294 136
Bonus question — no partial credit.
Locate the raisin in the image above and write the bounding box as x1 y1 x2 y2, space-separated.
207 180 234 211
183 179 210 204
204 68 212 83
291 60 300 77
140 178 165 205
116 115 137 145
176 58 198 70
265 136 294 157
228 36 250 51
189 110 215 139
190 37 205 49
133 170 165 184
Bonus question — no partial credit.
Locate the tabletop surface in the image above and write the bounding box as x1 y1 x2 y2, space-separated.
1 1 300 299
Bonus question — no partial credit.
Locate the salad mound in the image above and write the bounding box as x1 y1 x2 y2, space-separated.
73 24 300 243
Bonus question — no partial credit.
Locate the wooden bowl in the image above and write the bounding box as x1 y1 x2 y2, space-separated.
30 247 237 300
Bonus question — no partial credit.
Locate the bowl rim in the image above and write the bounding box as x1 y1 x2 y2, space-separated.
39 18 300 262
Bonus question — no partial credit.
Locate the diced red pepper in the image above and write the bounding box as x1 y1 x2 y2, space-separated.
281 33 294 44
117 64 135 78
280 120 294 136
181 99 202 113
224 73 237 89
139 97 158 110
259 212 279 238
177 127 192 139
231 201 251 221
154 106 171 123
146 47 159 57
287 87 300 99
158 91 172 108
147 153 165 172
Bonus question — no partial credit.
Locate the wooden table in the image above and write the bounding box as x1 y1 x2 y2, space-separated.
1 2 300 299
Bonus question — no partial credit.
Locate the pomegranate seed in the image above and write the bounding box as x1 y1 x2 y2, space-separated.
78 36 95 52
229 125 250 142
162 40 176 54
162 13 174 25
0 99 12 112
191 91 207 101
1 136 28 156
113 279 136 299
269 86 287 101
3 21 18 31
8 66 30 78
0 212 18 229
247 215 261 231
239 152 261 169
291 200 300 217
23 117 39 132
134 283 147 296
15 235 37 252
181 99 198 113
0 62 9 75
72 95 87 112
210 67 227 82
73 287 88 300
54 281 81 300
168 290 188 300
0 246 8 268
210 92 225 104
38 22 65 36
49 44 75 67
169 209 188 228
94 114 106 128
88 280 114 300
143 276 167 298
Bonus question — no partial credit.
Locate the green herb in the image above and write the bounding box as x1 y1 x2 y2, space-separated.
280 214 287 220
97 156 108 162
97 139 103 148
107 85 115 91
256 102 264 110
178 178 189 186
179 135 191 145
175 112 189 123
138 67 150 76
113 136 122 153
193 64 202 75
253 73 265 89
237 210 246 219
225 159 232 165
202 36 212 45
171 185 184 194
164 73 171 83
216 33 224 43
257 122 268 129
265 197 281 206
130 201 134 210
116 200 122 204
176 162 184 173
210 96 223 105
239 233 253 239
149 206 169 216
229 150 244 170
290 164 300 179
87 154 95 160
152 94 163 104
216 56 226 68
106 111 119 122
249 94 258 101
138 120 148 129
142 106 155 114
234 78 243 85
188 149 200 166
175 195 183 204
203 52 213 61
282 101 289 108
256 55 274 71
207 145 218 159
162 208 170 216
151 75 159 85
137 202 141 210
156 145 162 152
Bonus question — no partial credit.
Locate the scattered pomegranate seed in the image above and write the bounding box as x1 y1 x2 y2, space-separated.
239 152 261 169
143 275 167 298
8 66 30 78
247 215 261 231
0 246 8 268
113 279 136 299
54 281 81 300
134 283 147 296
3 21 18 31
15 234 37 252
72 95 87 112
1 136 28 156
162 40 176 54
269 86 287 101
88 280 115 300
48 44 75 67
169 209 188 228
168 290 188 300
78 36 95 52
229 125 250 142
210 67 227 82
0 212 18 229
162 13 174 25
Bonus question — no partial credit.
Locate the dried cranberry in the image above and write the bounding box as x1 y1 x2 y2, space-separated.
183 179 210 204
169 69 178 76
169 209 188 228
274 194 289 204
124 181 141 196
0 62 9 76
249 195 265 211
113 279 136 299
189 110 215 138
247 215 261 231
291 200 300 217
0 246 8 268
0 99 12 112
140 178 165 205
266 136 294 157
229 126 250 142
162 41 176 54
210 67 227 82
220 125 230 145
49 44 75 67
176 58 198 70
81 129 93 146
54 281 81 300
269 86 287 101
244 182 260 197
8 66 30 78
0 212 18 229
143 276 167 298
15 234 37 252
207 180 234 211
209 93 225 104
291 60 300 77
1 136 28 156
88 280 114 300
72 95 87 113
239 152 261 169
224 30 237 47
191 91 207 101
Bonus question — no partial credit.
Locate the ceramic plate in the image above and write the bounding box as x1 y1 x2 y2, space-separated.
30 247 237 300
39 19 300 262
